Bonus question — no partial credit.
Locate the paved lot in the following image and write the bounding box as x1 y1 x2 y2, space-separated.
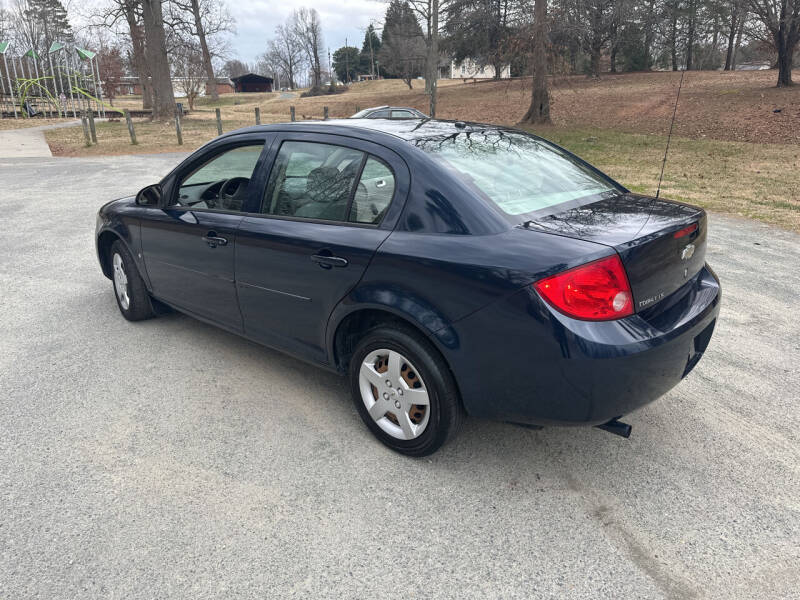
0 121 81 158
1 154 798 599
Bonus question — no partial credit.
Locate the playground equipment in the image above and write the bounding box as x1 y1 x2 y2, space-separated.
0 40 106 119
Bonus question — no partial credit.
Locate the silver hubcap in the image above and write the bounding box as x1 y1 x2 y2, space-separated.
112 253 130 310
359 349 430 440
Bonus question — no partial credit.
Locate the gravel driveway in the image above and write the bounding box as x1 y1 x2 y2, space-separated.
1 154 798 599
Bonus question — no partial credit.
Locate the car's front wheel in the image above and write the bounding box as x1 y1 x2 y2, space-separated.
349 325 464 456
109 240 154 321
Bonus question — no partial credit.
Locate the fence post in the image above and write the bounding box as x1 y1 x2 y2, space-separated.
81 111 91 147
290 106 296 122
87 109 97 144
254 106 261 125
175 107 183 146
323 106 329 120
215 108 222 135
124 109 137 145
355 105 360 113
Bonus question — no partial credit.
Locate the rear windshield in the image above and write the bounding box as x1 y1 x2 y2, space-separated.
415 130 620 216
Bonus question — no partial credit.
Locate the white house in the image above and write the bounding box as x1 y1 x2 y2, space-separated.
440 58 511 80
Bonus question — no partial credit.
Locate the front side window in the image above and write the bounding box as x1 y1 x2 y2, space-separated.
262 141 395 225
176 143 265 211
414 131 619 218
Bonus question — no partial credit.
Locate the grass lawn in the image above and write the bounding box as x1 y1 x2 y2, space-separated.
522 126 800 232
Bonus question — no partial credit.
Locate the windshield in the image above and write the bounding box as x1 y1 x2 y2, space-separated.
351 108 380 118
414 130 621 217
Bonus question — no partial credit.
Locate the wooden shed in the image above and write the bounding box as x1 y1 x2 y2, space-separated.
231 73 274 93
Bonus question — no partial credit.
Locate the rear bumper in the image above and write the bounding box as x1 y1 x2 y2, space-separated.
447 264 721 426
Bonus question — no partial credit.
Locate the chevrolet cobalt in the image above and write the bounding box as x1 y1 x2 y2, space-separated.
96 119 720 456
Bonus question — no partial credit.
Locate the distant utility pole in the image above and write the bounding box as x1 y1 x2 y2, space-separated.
345 37 349 83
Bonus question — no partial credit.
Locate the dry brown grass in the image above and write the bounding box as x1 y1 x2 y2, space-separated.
0 117 69 130
527 127 800 232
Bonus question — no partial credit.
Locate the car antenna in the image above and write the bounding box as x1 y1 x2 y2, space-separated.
656 69 686 199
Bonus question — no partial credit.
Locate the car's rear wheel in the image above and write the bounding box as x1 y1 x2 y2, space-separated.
349 325 463 456
110 240 154 321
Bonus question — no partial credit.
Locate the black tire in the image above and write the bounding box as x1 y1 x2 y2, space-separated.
109 240 155 322
348 324 464 456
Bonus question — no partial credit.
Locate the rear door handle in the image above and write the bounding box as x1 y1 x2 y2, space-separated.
311 254 348 268
202 233 228 248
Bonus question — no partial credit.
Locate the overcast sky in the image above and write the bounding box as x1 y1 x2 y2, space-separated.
230 0 386 66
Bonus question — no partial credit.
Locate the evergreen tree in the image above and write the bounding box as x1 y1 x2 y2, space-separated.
379 0 426 88
359 24 381 76
332 46 360 82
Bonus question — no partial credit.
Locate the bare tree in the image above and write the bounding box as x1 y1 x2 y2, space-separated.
98 44 125 105
521 0 551 124
142 0 175 119
171 39 204 108
266 21 304 90
293 7 323 90
406 0 448 116
221 58 249 77
571 0 617 77
750 0 799 85
89 1 154 109
167 0 233 101
723 0 748 69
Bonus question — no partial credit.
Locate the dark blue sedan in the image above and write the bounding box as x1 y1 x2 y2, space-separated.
95 119 720 456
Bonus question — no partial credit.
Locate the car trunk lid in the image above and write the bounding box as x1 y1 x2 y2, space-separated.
526 193 706 312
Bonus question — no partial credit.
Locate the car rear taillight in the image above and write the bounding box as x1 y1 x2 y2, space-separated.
533 254 634 321
673 222 698 239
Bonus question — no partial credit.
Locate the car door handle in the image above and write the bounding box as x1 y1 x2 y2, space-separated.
311 254 348 268
202 233 228 248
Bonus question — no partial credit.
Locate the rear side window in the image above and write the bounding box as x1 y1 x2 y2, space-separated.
390 110 415 119
415 131 619 217
350 157 395 224
261 141 394 225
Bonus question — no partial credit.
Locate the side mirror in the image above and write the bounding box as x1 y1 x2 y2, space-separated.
136 184 162 206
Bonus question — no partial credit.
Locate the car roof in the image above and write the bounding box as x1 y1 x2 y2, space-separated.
224 118 512 145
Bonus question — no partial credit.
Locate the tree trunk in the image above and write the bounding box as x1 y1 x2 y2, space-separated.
312 46 321 89
644 0 655 70
123 7 152 110
731 15 744 70
724 12 738 70
609 19 618 73
590 43 602 78
428 0 439 116
520 0 550 125
686 0 696 70
670 13 678 71
142 0 176 120
190 0 218 101
589 9 602 78
777 38 795 87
